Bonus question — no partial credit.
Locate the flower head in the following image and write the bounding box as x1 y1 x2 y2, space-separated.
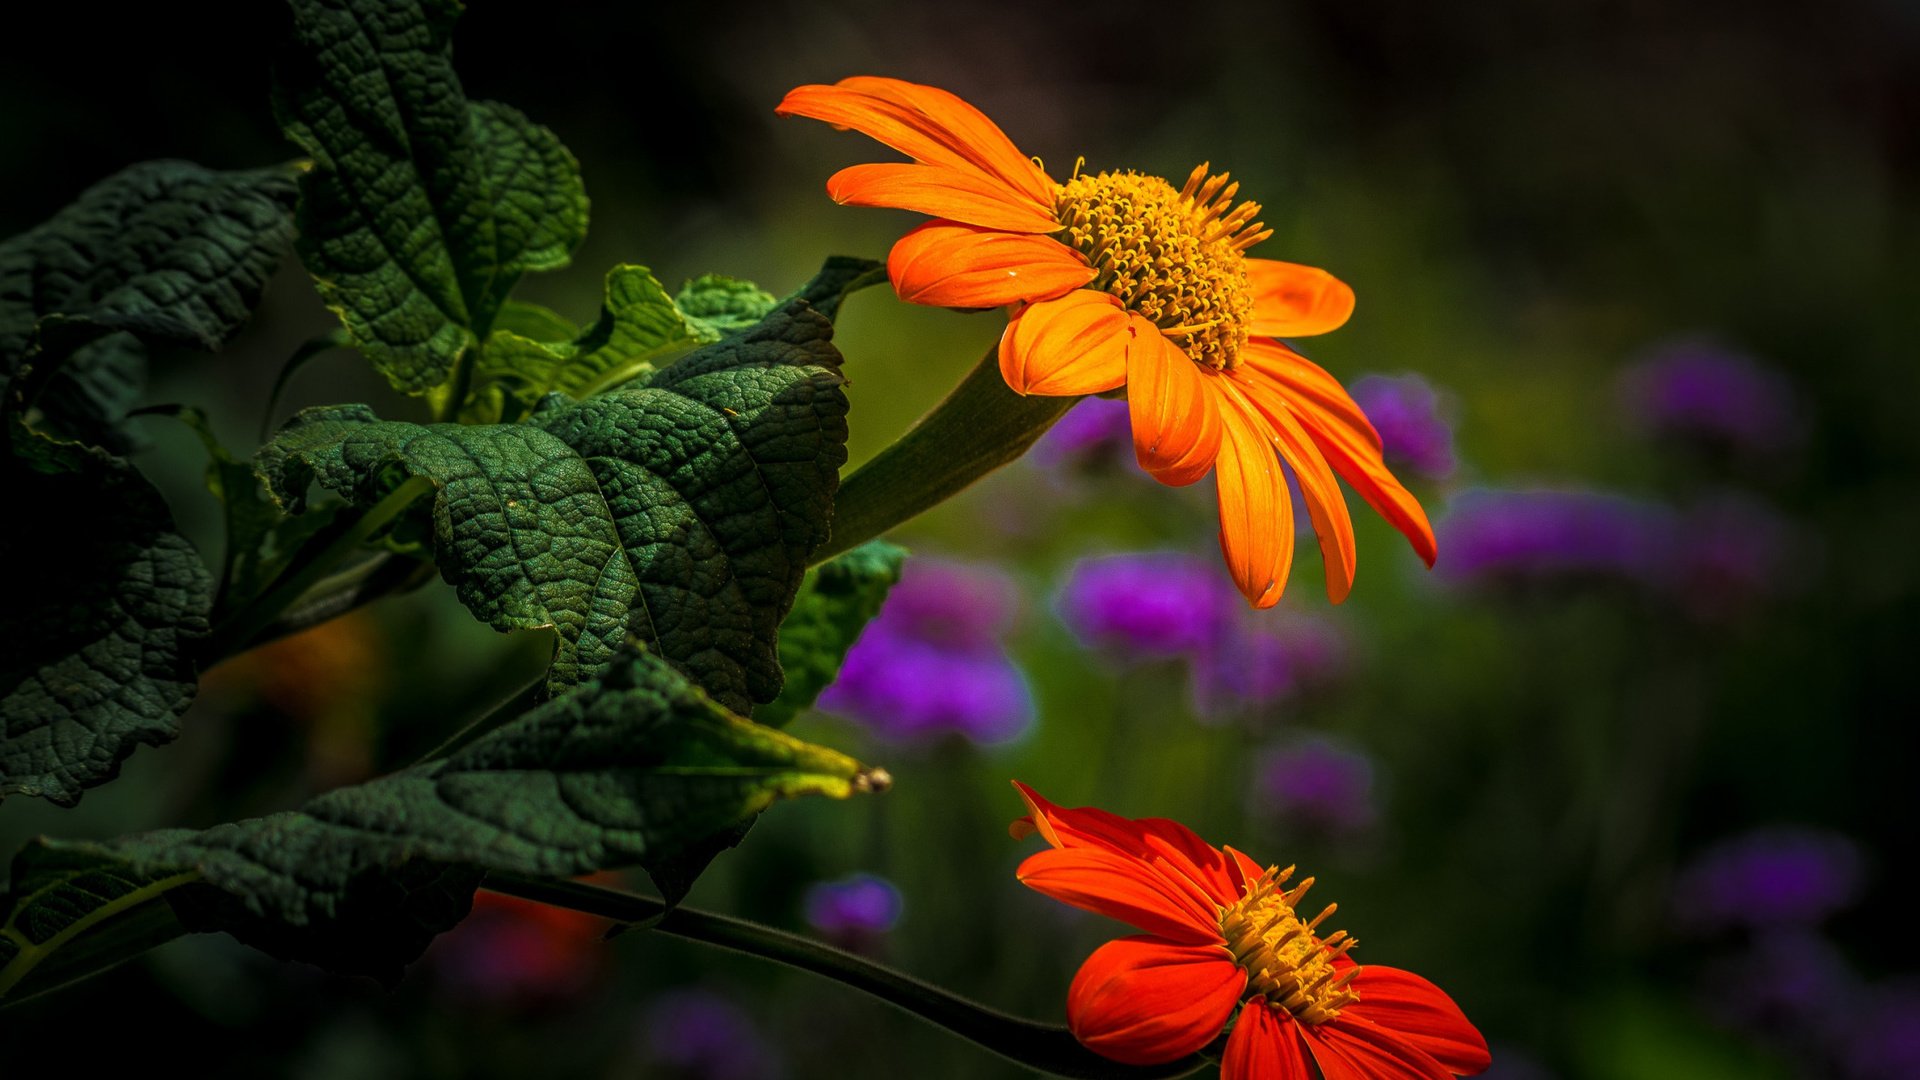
1435 488 1675 586
1672 827 1863 933
804 872 904 943
779 77 1436 608
1256 739 1379 835
1010 782 1489 1078
641 989 787 1080
1056 551 1240 659
817 558 1032 743
1350 374 1458 480
431 891 607 1007
1616 339 1803 456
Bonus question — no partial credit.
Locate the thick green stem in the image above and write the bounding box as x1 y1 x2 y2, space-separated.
202 475 436 660
483 874 1207 1080
815 346 1078 565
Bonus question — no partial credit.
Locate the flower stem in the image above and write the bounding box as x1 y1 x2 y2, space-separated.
482 873 1207 1079
814 345 1078 565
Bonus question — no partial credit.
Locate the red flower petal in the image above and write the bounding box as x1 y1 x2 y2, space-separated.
1247 259 1356 338
1223 1002 1316 1080
998 291 1131 396
825 162 1063 234
1243 339 1436 568
777 77 1056 207
1016 847 1222 945
888 221 1094 308
1227 368 1359 603
1345 967 1492 1075
1067 935 1247 1065
1127 320 1224 487
1012 782 1245 907
1213 387 1297 608
1301 1018 1454 1080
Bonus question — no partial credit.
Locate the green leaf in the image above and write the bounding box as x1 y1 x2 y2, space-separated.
0 648 885 994
492 299 578 344
782 255 885 322
756 540 906 728
259 299 848 706
676 274 777 340
0 425 213 805
274 0 588 395
461 264 703 423
0 160 296 443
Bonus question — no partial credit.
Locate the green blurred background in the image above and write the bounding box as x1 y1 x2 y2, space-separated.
3 1 1916 1077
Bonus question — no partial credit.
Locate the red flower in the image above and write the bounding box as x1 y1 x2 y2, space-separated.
1012 782 1490 1079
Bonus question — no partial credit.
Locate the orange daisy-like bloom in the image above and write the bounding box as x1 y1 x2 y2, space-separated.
1011 782 1491 1079
777 77 1436 607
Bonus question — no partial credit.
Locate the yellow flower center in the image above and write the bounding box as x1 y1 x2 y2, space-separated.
1218 865 1361 1025
1054 163 1270 371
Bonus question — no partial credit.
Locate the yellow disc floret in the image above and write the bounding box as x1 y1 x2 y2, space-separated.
1218 865 1361 1025
1055 163 1270 370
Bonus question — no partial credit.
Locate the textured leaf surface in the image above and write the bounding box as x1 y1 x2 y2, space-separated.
756 541 906 728
463 264 701 423
0 427 213 805
259 300 848 705
274 0 587 394
0 160 295 443
677 274 777 339
0 649 883 991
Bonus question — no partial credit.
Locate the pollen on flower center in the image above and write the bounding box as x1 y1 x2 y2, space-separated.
1218 865 1361 1025
1054 163 1270 371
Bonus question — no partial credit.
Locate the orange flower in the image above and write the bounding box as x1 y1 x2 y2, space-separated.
777 77 1436 607
1011 782 1490 1079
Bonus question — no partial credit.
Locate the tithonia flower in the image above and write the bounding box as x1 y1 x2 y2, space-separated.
1010 782 1490 1079
777 77 1436 607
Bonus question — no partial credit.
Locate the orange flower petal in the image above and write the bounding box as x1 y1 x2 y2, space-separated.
1223 1002 1315 1080
826 162 1063 234
1302 1020 1455 1080
1244 340 1437 567
999 291 1130 397
1248 260 1356 338
887 220 1094 309
777 77 1056 208
1213 391 1297 608
1016 847 1222 945
1012 782 1245 907
1126 319 1224 487
1344 967 1492 1075
1228 370 1358 603
1067 935 1248 1066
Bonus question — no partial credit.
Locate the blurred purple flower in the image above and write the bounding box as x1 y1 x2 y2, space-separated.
804 873 903 941
1673 494 1796 620
1701 930 1860 1046
1673 827 1864 933
1056 552 1239 659
1842 982 1920 1080
1191 613 1349 715
1436 488 1676 585
1617 339 1803 455
641 989 786 1080
817 559 1033 744
1351 373 1458 479
1254 739 1378 834
1029 395 1135 473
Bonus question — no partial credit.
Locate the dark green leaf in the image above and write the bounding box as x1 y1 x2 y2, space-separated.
259 300 848 706
462 264 701 424
0 648 884 992
0 426 213 805
0 161 296 444
274 0 588 395
781 255 885 322
756 540 906 727
676 274 777 339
